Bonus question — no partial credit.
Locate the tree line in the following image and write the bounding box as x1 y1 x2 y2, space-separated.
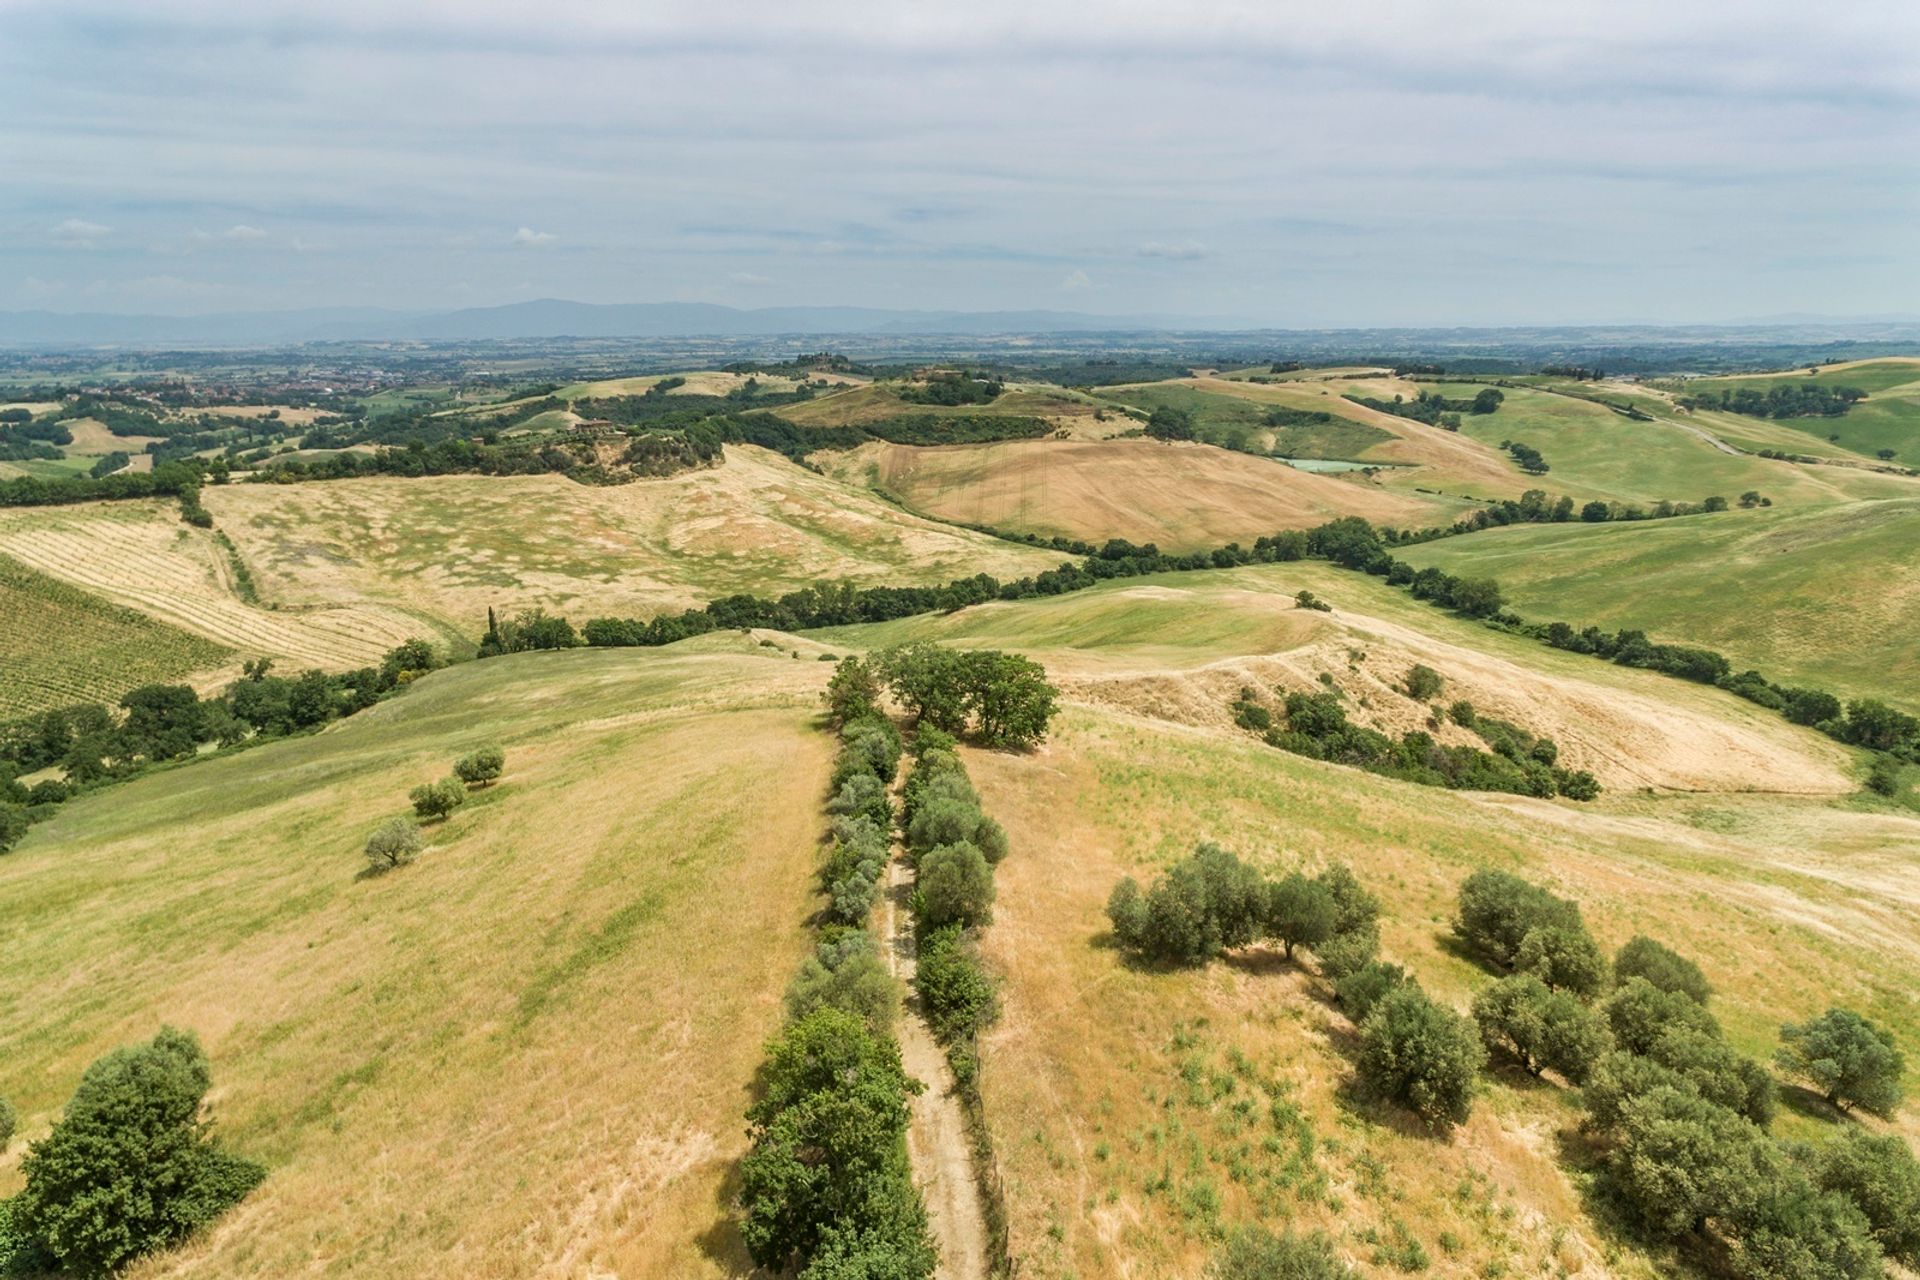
1683 383 1867 419
0 640 444 855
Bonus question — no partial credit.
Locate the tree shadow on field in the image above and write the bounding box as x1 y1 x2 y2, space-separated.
1320 1020 1450 1143
1778 1081 1851 1125
1219 945 1308 979
694 1157 757 1278
1433 930 1502 978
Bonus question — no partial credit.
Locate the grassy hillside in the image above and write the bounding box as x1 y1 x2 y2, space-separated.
960 705 1920 1278
828 438 1465 552
0 645 834 1277
1399 499 1920 709
0 553 233 716
1671 359 1920 466
773 380 1098 431
1093 382 1394 459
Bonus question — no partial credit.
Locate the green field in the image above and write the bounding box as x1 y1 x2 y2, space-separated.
1094 382 1394 458
0 553 233 717
1670 360 1920 466
1399 498 1920 709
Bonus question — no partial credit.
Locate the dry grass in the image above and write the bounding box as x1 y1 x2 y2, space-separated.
832 438 1461 552
0 646 835 1279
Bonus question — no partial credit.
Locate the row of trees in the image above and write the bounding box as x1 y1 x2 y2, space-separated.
0 1028 263 1277
1454 869 1917 1278
1684 383 1867 419
0 641 445 855
1502 440 1549 474
740 692 934 1278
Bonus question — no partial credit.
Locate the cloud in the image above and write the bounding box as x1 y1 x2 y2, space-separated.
1060 270 1092 292
52 218 110 245
1136 240 1206 261
726 271 771 286
223 223 267 240
511 226 557 246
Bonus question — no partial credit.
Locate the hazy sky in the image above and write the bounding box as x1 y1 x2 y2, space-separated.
2 0 1916 325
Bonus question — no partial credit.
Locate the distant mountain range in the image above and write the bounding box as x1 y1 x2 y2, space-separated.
0 299 1253 346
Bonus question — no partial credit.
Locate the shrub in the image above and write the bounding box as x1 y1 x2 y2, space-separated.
1207 1225 1356 1279
1813 1130 1920 1267
838 716 903 787
786 932 897 1034
1404 664 1444 701
363 816 423 871
1776 1008 1905 1116
1603 1086 1773 1239
9 1027 265 1278
1336 961 1410 1022
1615 935 1711 1005
916 925 997 1042
1472 975 1611 1083
453 745 505 788
1357 986 1485 1130
1294 590 1332 612
918 841 994 929
1453 868 1582 969
1317 862 1379 937
0 1094 14 1151
824 655 884 725
826 771 891 830
1105 843 1265 965
1316 925 1381 984
409 775 466 821
1605 976 1722 1055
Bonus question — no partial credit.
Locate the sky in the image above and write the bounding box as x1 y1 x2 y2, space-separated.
1 0 1917 326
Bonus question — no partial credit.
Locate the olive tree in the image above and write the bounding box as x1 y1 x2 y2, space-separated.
1473 974 1612 1083
918 841 995 929
364 816 423 871
1357 986 1486 1130
409 776 466 822
453 745 505 788
1776 1008 1906 1116
1615 935 1711 1005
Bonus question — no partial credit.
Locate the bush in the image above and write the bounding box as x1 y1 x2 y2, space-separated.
1207 1225 1356 1279
1105 843 1265 965
916 925 997 1042
453 744 505 788
1776 1008 1905 1116
826 771 891 830
1453 868 1582 969
1357 986 1485 1130
824 655 884 725
1404 664 1444 701
1615 935 1711 1005
363 816 423 871
409 775 467 821
1264 872 1337 961
9 1027 264 1278
1605 978 1722 1055
1813 1130 1920 1268
0 1095 14 1151
1316 925 1381 984
1603 1085 1773 1240
1472 975 1611 1083
1514 924 1609 998
917 841 994 929
786 931 897 1034
1336 960 1410 1022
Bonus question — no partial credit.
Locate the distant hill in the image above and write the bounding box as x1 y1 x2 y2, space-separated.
0 299 1247 346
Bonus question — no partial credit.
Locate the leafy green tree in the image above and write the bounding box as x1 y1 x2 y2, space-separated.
10 1027 264 1278
363 816 423 871
453 745 505 788
1584 1050 1691 1133
1776 1008 1906 1116
1316 862 1380 938
878 644 970 733
1733 1171 1883 1280
1813 1130 1920 1268
1453 868 1582 969
1104 843 1266 965
0 804 28 854
409 776 467 821
1647 1025 1776 1126
916 925 997 1042
1472 975 1611 1083
1403 664 1445 701
1605 977 1721 1055
1357 986 1486 1130
962 650 1058 748
827 771 892 830
1335 960 1410 1022
379 639 440 686
1604 1085 1773 1238
1615 935 1711 1006
1207 1225 1356 1279
824 656 884 725
918 841 994 929
1316 925 1381 984
1264 872 1337 961
1515 924 1609 998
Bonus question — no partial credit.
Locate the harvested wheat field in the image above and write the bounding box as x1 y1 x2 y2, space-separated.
0 501 434 672
837 438 1464 550
0 646 836 1279
200 445 1065 636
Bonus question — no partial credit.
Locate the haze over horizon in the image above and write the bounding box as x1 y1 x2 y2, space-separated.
3 0 1917 328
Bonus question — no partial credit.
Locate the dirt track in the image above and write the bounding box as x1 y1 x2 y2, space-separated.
884 779 991 1278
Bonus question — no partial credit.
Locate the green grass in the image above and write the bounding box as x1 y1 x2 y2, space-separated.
1095 383 1393 459
1671 361 1920 466
1398 499 1920 708
0 553 233 717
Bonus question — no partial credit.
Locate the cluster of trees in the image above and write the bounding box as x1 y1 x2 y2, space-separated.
403 746 504 826
1542 365 1605 380
1345 388 1502 430
875 644 1057 750
1684 383 1867 419
902 728 1006 1078
740 684 934 1278
0 641 445 854
1502 440 1549 474
894 371 1004 406
245 435 713 487
0 415 71 462
1453 869 1918 1278
0 457 212 509
1231 687 1600 801
0 1028 263 1278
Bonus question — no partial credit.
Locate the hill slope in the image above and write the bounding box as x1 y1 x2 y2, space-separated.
0 646 832 1278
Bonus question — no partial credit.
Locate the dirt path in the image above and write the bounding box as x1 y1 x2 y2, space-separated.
883 786 992 1279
